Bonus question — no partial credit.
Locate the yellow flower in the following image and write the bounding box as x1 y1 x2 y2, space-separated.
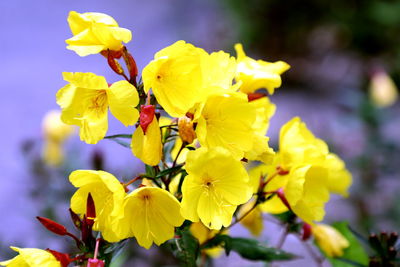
234 43 290 94
56 72 139 144
69 170 126 242
0 247 61 267
324 153 352 197
279 117 328 169
142 41 237 117
117 187 184 249
190 222 228 257
131 105 162 166
66 11 132 56
201 50 237 91
313 224 349 257
238 199 264 236
181 147 252 229
195 92 256 159
257 117 351 223
142 41 207 117
42 110 75 166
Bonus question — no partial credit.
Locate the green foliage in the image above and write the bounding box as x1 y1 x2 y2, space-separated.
204 235 296 262
166 226 200 267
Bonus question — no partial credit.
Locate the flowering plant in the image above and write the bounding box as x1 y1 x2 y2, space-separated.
2 11 398 267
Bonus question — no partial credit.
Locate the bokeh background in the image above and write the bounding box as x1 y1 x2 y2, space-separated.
0 0 399 266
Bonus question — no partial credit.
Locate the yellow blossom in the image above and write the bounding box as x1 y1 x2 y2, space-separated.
131 107 162 166
142 40 207 117
69 170 126 242
190 222 228 257
42 110 75 166
181 147 252 229
66 11 132 56
117 187 184 249
195 92 256 159
0 247 61 267
257 117 351 223
313 224 349 257
142 41 237 117
235 43 290 94
56 72 139 144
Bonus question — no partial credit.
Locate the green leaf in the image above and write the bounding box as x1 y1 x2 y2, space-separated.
156 165 183 178
105 138 131 148
145 165 156 178
229 237 296 262
104 134 132 139
167 227 199 267
203 235 296 262
325 222 369 267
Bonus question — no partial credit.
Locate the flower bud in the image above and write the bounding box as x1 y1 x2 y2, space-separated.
123 47 138 82
69 208 82 230
86 193 96 227
301 222 312 241
178 116 196 144
313 224 349 257
276 188 291 210
87 258 105 267
140 105 156 134
107 50 125 75
247 92 266 102
36 216 68 236
47 249 72 267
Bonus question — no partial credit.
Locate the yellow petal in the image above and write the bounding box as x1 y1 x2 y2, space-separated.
131 116 162 166
107 81 139 126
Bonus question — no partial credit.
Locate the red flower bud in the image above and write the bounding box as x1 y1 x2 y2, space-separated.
139 105 155 134
276 166 289 175
86 193 96 227
247 92 266 102
123 48 138 82
69 208 82 230
107 51 124 75
36 216 67 236
87 258 105 267
47 249 72 267
301 222 312 241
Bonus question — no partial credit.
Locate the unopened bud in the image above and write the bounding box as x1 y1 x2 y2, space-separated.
139 105 155 134
87 258 105 267
86 193 96 227
123 47 138 81
276 166 289 175
107 50 124 75
37 216 67 236
301 223 312 241
247 92 266 102
178 116 196 144
47 249 71 267
69 208 82 230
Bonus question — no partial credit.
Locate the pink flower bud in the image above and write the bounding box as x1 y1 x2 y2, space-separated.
87 258 105 267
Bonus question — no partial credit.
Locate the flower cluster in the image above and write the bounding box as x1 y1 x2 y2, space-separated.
1 11 355 267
